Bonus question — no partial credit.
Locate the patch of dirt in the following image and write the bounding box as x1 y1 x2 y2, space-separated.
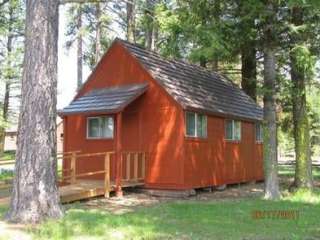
0 221 31 240
78 182 265 214
80 176 320 214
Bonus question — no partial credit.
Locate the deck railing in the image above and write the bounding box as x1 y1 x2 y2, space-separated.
122 152 146 182
0 150 147 199
59 151 114 197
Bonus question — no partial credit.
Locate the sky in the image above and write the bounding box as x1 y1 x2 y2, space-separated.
57 4 126 109
57 6 91 110
8 5 123 128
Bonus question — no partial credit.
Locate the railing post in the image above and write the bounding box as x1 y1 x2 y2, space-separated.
141 153 146 179
70 152 76 184
115 112 123 197
126 153 130 181
134 153 138 181
104 152 111 198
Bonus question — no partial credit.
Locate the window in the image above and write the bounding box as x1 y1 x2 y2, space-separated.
255 123 263 142
87 116 114 139
225 120 241 141
186 112 207 138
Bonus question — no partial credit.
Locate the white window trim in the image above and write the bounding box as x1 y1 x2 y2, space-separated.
225 119 241 141
86 116 114 139
185 111 207 138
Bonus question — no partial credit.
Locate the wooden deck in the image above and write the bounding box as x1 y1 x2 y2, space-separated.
0 180 144 206
0 151 147 206
60 179 144 203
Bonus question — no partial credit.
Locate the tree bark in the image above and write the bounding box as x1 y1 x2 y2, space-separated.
151 21 158 51
211 0 220 71
126 0 135 43
241 43 257 101
237 0 257 101
95 2 102 64
262 0 280 200
145 0 158 51
290 6 313 190
77 4 83 91
145 0 153 50
6 0 63 223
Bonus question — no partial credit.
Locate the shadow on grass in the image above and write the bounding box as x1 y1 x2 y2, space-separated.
32 195 320 240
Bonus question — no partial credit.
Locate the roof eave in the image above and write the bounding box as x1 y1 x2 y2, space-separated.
183 106 263 122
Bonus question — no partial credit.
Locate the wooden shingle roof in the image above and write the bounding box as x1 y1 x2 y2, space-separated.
60 83 148 115
117 39 263 121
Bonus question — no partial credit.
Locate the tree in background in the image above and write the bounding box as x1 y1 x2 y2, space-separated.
0 0 24 155
236 0 259 101
65 3 84 90
289 2 318 190
126 0 136 42
6 0 62 223
65 2 112 73
262 0 280 199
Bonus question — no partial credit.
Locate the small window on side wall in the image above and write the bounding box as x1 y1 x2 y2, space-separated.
225 120 241 141
186 112 207 138
255 122 263 142
87 116 114 139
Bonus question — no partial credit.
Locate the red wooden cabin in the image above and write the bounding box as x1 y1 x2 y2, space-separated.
59 38 264 195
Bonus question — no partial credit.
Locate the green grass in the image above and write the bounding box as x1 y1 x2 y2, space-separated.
0 170 13 181
0 150 15 161
0 150 15 181
30 193 320 240
1 163 319 239
279 164 320 180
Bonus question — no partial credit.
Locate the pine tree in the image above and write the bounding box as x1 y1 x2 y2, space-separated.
262 0 280 200
6 0 63 223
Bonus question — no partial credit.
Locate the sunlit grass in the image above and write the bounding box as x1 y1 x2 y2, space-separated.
0 162 319 239
30 196 320 240
283 189 320 204
278 165 320 180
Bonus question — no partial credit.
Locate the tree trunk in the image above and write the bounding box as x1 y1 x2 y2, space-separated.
241 43 257 101
200 57 207 68
145 0 153 50
262 0 280 200
211 0 220 71
95 2 101 64
77 4 83 91
6 0 63 223
151 22 158 51
145 0 158 51
126 0 135 43
290 6 313 190
237 0 257 101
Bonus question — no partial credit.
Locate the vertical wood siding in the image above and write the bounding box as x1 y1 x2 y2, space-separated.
63 42 263 190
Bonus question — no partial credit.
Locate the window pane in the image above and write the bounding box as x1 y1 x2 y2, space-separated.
88 118 100 138
186 112 196 136
256 123 262 142
101 117 114 138
197 114 207 137
225 120 233 140
234 121 241 140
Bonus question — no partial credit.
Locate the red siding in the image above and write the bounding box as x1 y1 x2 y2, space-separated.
183 117 263 188
63 42 263 190
63 42 185 189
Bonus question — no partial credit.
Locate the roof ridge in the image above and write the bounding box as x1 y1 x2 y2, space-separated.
115 38 222 79
113 38 262 121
